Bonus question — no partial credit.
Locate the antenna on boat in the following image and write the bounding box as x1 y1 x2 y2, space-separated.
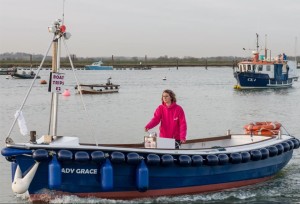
256 33 259 52
264 34 268 60
62 0 65 24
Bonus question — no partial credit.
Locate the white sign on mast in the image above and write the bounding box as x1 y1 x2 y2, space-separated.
51 73 65 93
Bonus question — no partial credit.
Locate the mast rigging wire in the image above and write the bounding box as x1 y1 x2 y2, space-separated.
6 38 55 143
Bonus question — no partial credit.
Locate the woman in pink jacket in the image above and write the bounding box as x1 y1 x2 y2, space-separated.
145 89 187 149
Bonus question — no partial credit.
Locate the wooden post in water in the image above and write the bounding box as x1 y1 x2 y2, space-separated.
72 54 75 63
176 59 178 70
205 58 208 69
30 54 32 68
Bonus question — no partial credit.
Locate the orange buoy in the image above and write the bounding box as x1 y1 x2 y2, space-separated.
40 79 47 84
62 89 70 96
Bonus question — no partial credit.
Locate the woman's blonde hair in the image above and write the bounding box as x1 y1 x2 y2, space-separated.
161 89 176 103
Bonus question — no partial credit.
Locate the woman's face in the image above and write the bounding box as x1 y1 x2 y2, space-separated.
162 92 172 104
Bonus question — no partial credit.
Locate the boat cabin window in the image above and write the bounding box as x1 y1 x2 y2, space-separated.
258 65 263 71
243 64 246 72
252 65 256 71
283 64 287 72
266 65 271 71
247 64 251 71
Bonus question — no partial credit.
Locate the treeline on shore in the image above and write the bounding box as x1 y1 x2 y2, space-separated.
0 59 239 68
0 52 240 68
1 52 299 68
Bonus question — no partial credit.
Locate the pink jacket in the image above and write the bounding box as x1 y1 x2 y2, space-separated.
145 102 187 141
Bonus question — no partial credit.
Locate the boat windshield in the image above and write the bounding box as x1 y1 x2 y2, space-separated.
92 61 103 66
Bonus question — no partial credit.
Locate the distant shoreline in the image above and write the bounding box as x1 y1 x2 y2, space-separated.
0 61 238 69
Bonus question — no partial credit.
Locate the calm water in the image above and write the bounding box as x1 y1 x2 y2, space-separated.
0 67 300 203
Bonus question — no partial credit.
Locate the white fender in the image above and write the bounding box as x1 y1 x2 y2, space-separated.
12 162 39 194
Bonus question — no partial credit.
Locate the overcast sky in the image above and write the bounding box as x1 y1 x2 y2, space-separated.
1 0 300 58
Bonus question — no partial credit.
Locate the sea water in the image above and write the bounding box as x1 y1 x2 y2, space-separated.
0 67 299 203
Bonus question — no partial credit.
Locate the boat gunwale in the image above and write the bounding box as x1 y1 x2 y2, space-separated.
5 134 295 155
78 84 120 87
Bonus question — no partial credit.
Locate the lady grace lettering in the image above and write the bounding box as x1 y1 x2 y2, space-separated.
61 168 97 174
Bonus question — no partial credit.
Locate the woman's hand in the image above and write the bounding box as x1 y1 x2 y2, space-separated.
180 139 186 144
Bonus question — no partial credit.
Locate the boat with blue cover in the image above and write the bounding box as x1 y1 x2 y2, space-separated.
1 18 299 203
233 34 298 89
84 61 113 70
0 67 15 75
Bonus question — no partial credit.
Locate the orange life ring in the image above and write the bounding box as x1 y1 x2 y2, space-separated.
244 121 281 131
245 129 279 136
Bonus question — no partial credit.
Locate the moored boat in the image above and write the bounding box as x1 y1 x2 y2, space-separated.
0 67 16 75
11 68 41 79
233 34 298 89
85 61 113 70
75 83 120 94
1 18 299 203
75 77 120 94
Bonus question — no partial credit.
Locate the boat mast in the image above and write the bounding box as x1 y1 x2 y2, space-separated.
51 1 66 136
52 35 59 136
48 19 64 137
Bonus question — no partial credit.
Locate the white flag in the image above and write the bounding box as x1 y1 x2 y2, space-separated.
15 110 28 136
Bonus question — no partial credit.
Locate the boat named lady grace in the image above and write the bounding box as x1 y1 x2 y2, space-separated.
1 126 299 202
1 18 299 203
233 51 298 89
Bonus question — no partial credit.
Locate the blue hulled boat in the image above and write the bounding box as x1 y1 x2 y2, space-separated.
2 133 299 201
1 19 299 203
85 61 113 70
233 35 298 89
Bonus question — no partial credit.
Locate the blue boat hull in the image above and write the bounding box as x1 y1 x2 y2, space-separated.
234 72 293 89
85 66 113 70
6 146 294 200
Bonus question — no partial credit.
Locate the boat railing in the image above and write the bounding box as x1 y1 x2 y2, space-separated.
269 79 292 85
